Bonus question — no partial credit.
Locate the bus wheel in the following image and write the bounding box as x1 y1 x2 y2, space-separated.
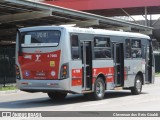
131 75 142 95
47 92 67 101
93 77 105 100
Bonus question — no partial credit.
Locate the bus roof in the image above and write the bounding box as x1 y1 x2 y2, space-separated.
65 26 150 39
19 26 150 39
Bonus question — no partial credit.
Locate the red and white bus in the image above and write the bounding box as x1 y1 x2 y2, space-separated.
16 26 155 100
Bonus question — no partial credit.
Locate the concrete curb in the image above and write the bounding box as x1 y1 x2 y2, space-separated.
0 90 21 95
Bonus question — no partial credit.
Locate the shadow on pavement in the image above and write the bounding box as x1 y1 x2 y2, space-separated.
0 91 148 109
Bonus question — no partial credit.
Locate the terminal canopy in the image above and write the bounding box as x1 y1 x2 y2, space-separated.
0 0 152 44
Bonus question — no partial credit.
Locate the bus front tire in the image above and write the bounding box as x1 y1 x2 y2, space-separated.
47 92 67 101
130 75 142 95
93 77 105 100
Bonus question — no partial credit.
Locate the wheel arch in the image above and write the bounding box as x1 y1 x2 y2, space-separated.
136 71 144 85
96 73 106 89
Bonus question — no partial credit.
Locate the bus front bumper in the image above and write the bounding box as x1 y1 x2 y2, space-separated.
16 79 70 93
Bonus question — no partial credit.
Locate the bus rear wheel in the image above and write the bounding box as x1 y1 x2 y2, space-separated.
47 92 67 101
93 77 105 100
130 75 142 95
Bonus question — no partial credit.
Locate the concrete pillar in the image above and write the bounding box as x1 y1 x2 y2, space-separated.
145 7 148 26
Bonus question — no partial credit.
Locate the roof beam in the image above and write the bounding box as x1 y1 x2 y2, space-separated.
0 10 52 23
58 19 99 27
108 26 131 31
121 8 139 24
0 28 16 36
140 30 152 35
4 0 153 31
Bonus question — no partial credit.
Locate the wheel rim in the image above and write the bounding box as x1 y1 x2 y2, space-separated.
136 79 142 93
96 82 103 97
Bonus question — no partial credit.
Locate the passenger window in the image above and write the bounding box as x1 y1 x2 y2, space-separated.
71 35 80 59
141 44 146 59
125 39 131 58
94 37 111 59
131 39 142 58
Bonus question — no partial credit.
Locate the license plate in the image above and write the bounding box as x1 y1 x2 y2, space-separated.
36 72 46 76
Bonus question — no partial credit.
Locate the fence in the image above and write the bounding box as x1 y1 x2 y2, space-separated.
0 44 16 87
155 53 160 73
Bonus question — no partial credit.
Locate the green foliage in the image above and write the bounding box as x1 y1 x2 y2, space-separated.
155 72 160 77
0 85 17 91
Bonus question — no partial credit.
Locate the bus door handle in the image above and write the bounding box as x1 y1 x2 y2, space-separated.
82 64 89 67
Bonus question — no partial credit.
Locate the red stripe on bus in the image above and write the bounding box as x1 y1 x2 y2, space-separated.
72 69 82 86
92 67 114 83
72 67 114 86
71 67 128 86
72 78 82 86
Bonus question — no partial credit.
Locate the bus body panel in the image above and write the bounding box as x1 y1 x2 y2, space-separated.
16 79 70 92
124 59 144 87
92 60 115 90
18 49 61 80
70 60 83 93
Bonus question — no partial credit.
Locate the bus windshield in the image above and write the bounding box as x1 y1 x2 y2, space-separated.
20 30 61 47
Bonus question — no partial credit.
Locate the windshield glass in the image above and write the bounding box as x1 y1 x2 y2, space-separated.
20 30 61 47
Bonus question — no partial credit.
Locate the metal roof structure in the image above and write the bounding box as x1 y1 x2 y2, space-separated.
0 0 153 44
45 0 160 15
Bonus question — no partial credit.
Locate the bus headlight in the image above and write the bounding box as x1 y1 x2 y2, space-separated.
60 63 69 79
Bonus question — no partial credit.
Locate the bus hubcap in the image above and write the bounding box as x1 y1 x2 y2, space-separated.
136 79 142 92
96 82 103 97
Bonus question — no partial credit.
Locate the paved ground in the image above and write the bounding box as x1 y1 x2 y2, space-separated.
0 77 160 112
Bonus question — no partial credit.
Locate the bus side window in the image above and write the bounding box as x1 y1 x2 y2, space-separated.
141 44 146 59
125 39 131 58
71 35 80 59
94 37 111 59
131 39 142 58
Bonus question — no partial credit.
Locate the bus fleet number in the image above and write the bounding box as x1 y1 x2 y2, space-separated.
47 54 57 58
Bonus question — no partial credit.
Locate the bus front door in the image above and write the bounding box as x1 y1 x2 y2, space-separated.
81 41 92 91
113 43 124 87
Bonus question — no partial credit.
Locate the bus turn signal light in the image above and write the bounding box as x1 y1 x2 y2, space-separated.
60 63 69 79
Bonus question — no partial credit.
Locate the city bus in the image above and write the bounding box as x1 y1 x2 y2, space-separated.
15 26 155 100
